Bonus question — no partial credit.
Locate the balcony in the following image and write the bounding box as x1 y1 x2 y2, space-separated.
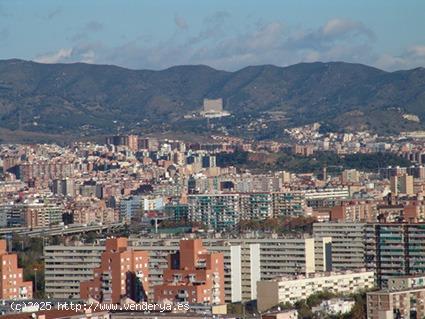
196 260 207 269
177 291 189 299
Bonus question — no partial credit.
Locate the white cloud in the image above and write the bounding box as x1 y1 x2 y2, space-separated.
322 18 372 39
408 45 425 58
81 50 96 63
35 48 73 64
375 45 425 70
32 16 424 72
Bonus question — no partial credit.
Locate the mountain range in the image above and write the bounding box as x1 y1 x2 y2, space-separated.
1 59 425 143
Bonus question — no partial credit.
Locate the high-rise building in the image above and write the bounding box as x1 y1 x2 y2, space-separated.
188 194 241 231
313 222 366 271
365 223 425 288
153 239 225 305
379 166 407 179
0 240 33 300
390 174 414 196
52 178 75 197
45 235 326 303
44 243 105 299
80 238 149 304
131 238 260 303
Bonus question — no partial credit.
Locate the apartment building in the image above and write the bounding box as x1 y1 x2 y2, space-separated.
271 192 305 217
365 223 425 288
187 192 309 231
390 174 414 196
153 239 225 305
44 235 325 303
0 240 33 300
129 237 260 303
302 187 349 208
188 194 241 231
44 243 105 299
239 193 273 220
330 200 377 222
367 287 425 319
313 222 366 271
257 270 375 312
80 238 149 303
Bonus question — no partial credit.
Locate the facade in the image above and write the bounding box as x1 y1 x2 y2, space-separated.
341 169 360 183
119 195 142 222
313 222 366 271
187 192 308 231
44 243 104 299
388 274 425 290
367 287 425 319
313 298 355 316
153 239 225 305
0 240 33 300
330 200 377 222
80 238 149 304
188 194 240 231
271 192 305 217
44 235 325 303
390 174 414 196
365 223 425 288
257 271 375 312
131 237 260 303
302 187 349 208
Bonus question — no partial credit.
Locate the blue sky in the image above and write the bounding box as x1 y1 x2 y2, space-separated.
0 0 424 70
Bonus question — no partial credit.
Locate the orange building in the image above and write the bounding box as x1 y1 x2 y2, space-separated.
0 240 33 300
330 200 377 222
154 239 225 305
80 237 149 304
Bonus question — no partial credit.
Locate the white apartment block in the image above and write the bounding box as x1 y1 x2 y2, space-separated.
257 270 375 312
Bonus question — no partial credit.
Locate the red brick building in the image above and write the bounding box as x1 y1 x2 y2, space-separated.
80 237 149 303
0 240 33 300
154 239 225 305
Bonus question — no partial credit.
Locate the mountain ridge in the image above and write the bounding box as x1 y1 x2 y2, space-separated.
0 59 425 142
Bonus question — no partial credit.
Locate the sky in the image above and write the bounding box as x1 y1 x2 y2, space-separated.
0 0 424 71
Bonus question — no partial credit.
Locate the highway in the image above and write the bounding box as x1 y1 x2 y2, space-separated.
0 223 125 237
